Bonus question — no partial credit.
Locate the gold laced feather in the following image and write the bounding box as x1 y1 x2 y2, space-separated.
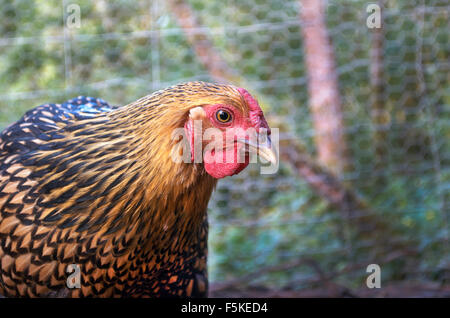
0 81 251 297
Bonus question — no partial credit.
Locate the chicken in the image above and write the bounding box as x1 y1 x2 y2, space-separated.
0 82 275 297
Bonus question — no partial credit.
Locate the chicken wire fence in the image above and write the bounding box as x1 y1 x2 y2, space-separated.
0 0 449 296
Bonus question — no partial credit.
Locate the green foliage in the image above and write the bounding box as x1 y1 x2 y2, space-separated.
0 0 448 290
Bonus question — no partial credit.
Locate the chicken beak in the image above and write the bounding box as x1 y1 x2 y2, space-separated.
237 135 278 166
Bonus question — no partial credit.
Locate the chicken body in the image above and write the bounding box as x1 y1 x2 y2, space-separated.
0 82 272 297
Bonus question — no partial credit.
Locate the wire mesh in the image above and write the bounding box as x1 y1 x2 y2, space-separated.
0 0 448 296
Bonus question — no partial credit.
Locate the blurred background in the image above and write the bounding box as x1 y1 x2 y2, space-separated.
0 0 448 297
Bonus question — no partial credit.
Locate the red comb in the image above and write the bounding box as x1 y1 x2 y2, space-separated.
237 87 270 134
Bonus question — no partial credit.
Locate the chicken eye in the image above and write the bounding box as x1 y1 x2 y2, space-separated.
216 109 232 123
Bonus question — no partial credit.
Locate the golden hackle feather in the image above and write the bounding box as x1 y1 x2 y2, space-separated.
0 81 251 297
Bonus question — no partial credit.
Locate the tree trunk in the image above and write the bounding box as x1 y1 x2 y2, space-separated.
166 0 237 83
300 0 349 176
